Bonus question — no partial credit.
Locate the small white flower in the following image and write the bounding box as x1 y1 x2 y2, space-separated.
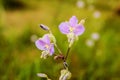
30 34 38 42
86 39 94 47
91 33 100 41
76 1 85 8
93 11 101 19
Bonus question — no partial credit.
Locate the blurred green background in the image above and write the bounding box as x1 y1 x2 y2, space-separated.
0 0 120 80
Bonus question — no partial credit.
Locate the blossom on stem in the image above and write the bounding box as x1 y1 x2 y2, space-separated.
35 34 54 59
59 16 85 47
59 69 71 80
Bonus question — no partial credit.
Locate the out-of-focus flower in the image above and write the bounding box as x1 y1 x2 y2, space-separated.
93 11 101 19
88 5 94 11
91 33 100 40
86 39 94 47
59 69 71 80
30 34 38 42
59 16 85 47
37 73 51 80
35 34 54 59
76 1 85 8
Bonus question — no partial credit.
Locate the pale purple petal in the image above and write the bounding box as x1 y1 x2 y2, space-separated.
35 39 46 50
69 16 78 27
42 34 50 44
59 22 70 34
49 44 54 55
74 24 85 36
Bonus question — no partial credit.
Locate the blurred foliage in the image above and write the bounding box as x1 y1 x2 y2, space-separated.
2 0 27 10
0 0 120 80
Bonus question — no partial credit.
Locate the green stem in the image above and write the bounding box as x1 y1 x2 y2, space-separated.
55 44 62 54
48 30 62 54
63 47 71 69
64 47 71 62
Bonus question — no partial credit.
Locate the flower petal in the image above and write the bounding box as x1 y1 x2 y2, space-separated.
69 16 78 27
42 34 50 44
74 24 85 36
49 44 54 55
59 22 70 34
35 39 46 50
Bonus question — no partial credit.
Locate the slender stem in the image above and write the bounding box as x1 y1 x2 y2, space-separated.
55 44 62 54
64 47 71 62
49 30 62 54
63 47 71 69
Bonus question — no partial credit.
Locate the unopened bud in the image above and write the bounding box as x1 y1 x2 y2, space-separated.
67 33 75 47
59 69 72 80
37 73 51 80
63 62 69 69
41 51 49 59
39 24 50 31
79 19 86 25
37 73 47 78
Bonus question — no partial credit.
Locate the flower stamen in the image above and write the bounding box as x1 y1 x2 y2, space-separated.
45 44 49 49
69 27 75 32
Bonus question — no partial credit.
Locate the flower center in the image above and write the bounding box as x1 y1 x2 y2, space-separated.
69 27 75 32
45 44 49 49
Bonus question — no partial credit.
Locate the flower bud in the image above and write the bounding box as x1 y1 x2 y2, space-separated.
37 73 51 80
39 24 50 31
79 19 85 25
41 51 49 59
59 69 72 80
63 62 69 69
67 33 75 47
37 73 48 78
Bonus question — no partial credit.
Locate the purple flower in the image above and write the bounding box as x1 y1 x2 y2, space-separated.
59 16 85 47
35 34 54 58
59 16 85 36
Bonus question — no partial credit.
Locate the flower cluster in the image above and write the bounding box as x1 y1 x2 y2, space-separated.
35 16 85 80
